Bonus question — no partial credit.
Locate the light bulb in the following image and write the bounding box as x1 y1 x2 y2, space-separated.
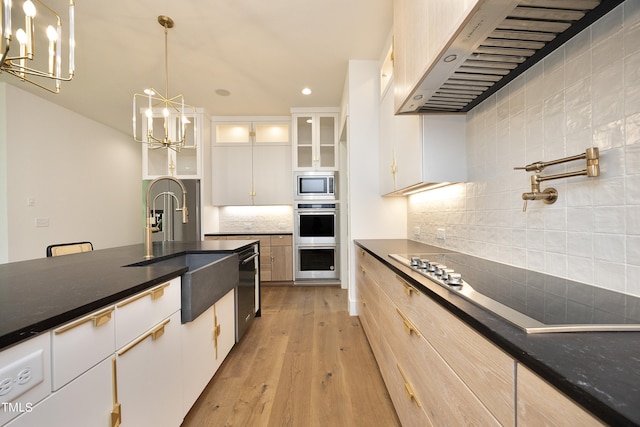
163 108 169 117
46 25 57 42
15 28 27 44
144 88 155 96
145 109 153 118
23 0 36 17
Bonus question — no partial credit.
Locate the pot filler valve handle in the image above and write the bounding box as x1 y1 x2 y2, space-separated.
515 147 599 212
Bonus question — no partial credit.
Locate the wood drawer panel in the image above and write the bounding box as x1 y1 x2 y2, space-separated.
270 234 292 246
517 364 603 426
374 320 434 427
377 283 502 426
362 250 515 425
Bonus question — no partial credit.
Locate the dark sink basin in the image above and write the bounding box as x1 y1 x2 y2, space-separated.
128 253 239 323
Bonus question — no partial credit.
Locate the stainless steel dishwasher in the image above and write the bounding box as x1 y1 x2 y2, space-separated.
236 246 258 341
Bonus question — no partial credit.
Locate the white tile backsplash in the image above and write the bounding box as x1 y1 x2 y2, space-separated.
407 2 640 297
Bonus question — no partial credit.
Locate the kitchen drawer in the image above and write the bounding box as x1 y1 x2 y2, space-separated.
517 364 603 426
115 277 180 349
364 251 515 425
374 323 433 427
270 234 292 246
377 282 501 426
51 305 115 390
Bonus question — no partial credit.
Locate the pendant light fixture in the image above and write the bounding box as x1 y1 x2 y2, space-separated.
132 15 195 151
0 0 76 93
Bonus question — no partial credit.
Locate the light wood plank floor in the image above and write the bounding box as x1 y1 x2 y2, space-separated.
181 286 401 427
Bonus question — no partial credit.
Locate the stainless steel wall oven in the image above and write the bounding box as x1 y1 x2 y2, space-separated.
293 201 339 281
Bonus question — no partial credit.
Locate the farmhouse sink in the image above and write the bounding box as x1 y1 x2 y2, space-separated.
128 253 239 323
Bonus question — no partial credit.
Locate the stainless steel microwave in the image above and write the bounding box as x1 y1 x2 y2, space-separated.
294 172 337 200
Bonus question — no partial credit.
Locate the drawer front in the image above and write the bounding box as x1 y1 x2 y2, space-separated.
115 277 181 349
375 321 433 427
517 364 603 426
377 284 501 426
52 306 115 390
270 234 292 246
361 249 515 426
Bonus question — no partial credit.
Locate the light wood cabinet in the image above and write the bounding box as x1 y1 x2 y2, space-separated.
392 0 479 113
357 248 507 425
291 108 339 171
205 234 293 283
211 117 292 205
517 364 603 426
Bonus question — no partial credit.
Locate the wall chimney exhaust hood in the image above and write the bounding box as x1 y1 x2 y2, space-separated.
398 0 625 115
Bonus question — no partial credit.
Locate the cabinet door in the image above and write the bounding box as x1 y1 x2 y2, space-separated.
293 112 338 170
270 235 293 281
215 289 236 369
211 145 253 205
379 84 422 195
517 365 603 426
253 145 292 205
181 306 217 416
116 311 182 427
6 357 113 427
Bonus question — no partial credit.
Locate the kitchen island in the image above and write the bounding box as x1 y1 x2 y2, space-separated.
0 240 256 351
356 239 640 427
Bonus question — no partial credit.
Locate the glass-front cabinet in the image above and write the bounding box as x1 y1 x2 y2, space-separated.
211 117 292 206
292 108 339 171
141 108 205 179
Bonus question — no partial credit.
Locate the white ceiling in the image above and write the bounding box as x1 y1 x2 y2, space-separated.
1 0 393 136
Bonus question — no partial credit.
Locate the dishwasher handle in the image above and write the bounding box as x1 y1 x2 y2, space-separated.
240 252 259 265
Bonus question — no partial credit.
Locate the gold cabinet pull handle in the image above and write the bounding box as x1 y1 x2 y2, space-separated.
397 364 422 408
360 265 366 274
116 282 171 308
395 275 417 297
396 308 420 337
111 357 121 427
117 318 171 356
55 307 115 335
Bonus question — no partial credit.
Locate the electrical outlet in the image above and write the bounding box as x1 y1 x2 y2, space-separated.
437 228 446 240
243 222 252 230
413 226 421 237
0 350 44 402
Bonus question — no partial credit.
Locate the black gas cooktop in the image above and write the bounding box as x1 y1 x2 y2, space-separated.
389 253 640 333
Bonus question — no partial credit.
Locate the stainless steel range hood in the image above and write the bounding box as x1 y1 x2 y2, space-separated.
398 0 625 114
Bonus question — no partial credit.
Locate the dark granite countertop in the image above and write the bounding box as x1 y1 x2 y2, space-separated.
0 240 255 351
355 239 640 427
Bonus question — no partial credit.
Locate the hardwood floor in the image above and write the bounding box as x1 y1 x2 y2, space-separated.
181 286 401 427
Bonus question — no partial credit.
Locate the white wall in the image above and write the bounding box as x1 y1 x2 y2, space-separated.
0 83 142 263
343 60 407 313
408 2 640 297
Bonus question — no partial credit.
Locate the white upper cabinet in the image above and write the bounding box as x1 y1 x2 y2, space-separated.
292 108 339 171
141 108 206 179
211 117 292 206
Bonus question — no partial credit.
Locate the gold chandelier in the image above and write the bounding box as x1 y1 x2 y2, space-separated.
0 0 75 93
132 15 195 152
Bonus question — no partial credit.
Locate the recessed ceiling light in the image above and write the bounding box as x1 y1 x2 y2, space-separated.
301 87 312 95
215 89 231 96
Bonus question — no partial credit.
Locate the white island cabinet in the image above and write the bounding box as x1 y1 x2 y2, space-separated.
181 288 236 416
114 278 182 427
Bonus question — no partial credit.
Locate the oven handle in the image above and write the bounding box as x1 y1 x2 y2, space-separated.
241 252 259 265
296 209 337 214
